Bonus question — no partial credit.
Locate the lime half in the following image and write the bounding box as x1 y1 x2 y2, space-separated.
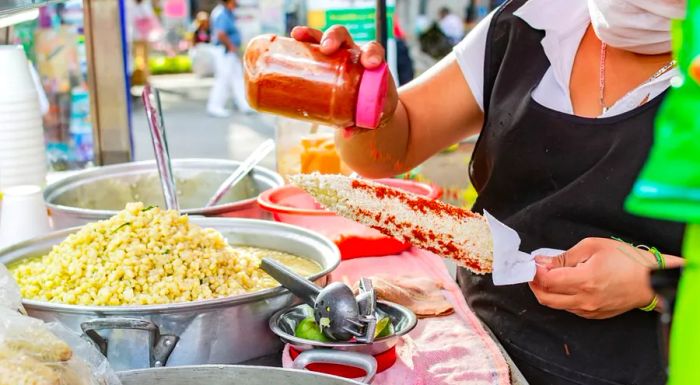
294 317 331 342
374 317 394 338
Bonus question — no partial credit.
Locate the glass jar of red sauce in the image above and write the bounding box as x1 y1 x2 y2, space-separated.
244 34 388 129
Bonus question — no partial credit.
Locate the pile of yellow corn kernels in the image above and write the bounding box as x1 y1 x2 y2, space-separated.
10 202 318 306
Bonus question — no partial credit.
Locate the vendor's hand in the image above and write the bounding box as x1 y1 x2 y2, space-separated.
291 25 399 130
529 238 666 319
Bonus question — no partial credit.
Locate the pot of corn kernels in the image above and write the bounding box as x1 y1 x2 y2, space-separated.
0 203 340 371
44 159 285 230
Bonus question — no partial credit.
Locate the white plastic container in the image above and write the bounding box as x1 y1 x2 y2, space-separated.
0 118 43 130
0 46 47 190
0 136 44 151
0 185 51 249
0 126 44 142
0 109 42 122
0 99 40 113
0 46 38 103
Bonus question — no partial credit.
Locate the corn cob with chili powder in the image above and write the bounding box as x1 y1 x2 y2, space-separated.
290 174 493 274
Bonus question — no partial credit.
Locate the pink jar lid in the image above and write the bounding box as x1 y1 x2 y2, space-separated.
355 63 389 129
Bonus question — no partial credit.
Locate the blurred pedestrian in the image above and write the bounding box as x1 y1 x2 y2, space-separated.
393 14 414 86
126 0 161 86
490 0 508 9
285 0 302 35
465 3 480 32
206 0 252 117
192 11 211 45
189 11 216 77
438 7 465 45
419 20 452 61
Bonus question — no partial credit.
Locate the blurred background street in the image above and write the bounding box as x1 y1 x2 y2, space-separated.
6 0 503 208
130 73 276 170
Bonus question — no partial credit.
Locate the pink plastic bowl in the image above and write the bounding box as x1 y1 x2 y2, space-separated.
258 178 442 259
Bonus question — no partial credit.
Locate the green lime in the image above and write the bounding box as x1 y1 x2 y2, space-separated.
294 317 331 342
374 317 394 338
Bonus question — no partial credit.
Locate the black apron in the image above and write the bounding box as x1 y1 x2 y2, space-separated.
457 1 685 384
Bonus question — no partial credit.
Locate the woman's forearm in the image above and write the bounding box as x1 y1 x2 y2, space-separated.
335 86 411 178
287 27 482 177
336 54 484 178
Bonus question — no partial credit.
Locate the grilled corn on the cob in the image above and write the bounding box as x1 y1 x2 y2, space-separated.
290 174 493 273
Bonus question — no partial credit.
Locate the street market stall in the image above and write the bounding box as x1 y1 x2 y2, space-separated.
2 0 693 384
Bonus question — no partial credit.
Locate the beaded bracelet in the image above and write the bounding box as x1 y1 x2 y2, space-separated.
611 237 667 269
611 237 664 312
639 295 659 312
638 245 666 269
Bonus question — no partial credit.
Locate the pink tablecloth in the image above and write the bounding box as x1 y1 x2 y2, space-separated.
283 248 511 385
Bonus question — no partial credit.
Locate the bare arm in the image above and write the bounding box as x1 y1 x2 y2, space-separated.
292 26 483 178
217 31 237 53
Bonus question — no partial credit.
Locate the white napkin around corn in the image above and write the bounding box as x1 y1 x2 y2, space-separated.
484 211 564 286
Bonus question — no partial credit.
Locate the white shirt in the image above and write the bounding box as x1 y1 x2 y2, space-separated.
454 0 678 118
439 13 466 44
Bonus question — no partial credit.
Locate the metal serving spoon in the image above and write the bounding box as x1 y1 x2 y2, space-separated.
142 86 179 211
205 139 275 208
261 257 377 342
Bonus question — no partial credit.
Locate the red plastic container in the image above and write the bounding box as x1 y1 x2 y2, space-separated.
289 345 397 378
257 178 442 259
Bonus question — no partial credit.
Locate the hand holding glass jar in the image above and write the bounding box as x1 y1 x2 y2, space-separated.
243 26 398 130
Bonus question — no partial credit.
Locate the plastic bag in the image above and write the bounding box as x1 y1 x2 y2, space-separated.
0 264 122 385
0 263 21 311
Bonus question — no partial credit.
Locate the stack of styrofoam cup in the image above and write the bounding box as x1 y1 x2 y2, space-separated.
0 46 47 190
0 185 51 249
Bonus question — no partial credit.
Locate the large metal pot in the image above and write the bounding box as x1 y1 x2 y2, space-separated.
117 365 367 385
0 218 340 371
44 159 284 229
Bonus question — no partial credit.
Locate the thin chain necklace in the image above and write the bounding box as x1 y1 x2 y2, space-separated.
599 42 677 114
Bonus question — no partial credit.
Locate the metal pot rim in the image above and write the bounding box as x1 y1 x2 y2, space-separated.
5 218 340 315
44 158 284 217
116 364 365 385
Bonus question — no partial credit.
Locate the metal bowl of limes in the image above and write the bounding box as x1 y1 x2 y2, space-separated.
269 301 417 356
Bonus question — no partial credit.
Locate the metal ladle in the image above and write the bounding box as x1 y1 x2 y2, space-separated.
261 257 377 342
205 139 275 208
143 86 179 211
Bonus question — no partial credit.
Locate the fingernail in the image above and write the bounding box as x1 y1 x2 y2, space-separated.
321 39 332 49
534 256 549 264
367 56 381 66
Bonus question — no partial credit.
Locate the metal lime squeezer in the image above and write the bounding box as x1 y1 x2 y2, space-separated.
261 258 380 343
